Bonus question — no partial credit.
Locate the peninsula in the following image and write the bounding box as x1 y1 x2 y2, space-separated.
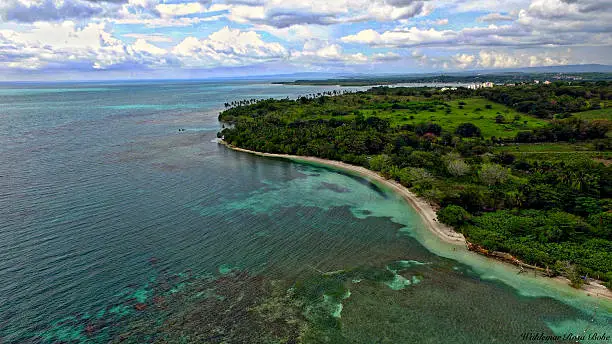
218 82 612 294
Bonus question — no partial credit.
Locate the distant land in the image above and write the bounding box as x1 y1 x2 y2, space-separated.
273 65 612 86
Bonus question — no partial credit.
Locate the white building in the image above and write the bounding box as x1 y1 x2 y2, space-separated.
467 82 494 90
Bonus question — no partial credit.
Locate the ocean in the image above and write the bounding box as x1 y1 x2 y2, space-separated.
0 81 610 343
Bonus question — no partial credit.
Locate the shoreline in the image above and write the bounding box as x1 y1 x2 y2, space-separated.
219 140 612 301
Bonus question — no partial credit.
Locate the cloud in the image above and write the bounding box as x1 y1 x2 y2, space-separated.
450 0 531 13
0 0 109 22
0 21 168 70
517 0 612 33
172 26 288 67
1 0 610 77
342 11 611 49
341 27 457 47
252 23 332 42
155 2 207 17
290 39 400 65
424 49 571 70
477 13 515 22
122 33 173 42
471 50 571 68
223 0 431 28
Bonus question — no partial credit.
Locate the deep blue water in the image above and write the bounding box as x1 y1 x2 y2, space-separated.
0 81 609 343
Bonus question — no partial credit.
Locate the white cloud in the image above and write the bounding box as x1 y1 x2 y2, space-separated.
517 0 612 34
172 26 288 67
341 27 456 47
132 38 166 55
252 24 332 42
471 50 570 68
409 47 576 70
290 39 400 65
222 0 431 28
155 2 206 17
450 0 531 14
477 13 515 22
0 21 168 70
0 0 112 22
1 0 611 76
122 33 173 42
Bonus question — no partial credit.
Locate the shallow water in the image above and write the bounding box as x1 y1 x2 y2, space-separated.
0 81 610 343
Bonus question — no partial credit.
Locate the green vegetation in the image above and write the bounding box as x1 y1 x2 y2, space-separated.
276 72 612 86
218 82 612 288
572 108 612 121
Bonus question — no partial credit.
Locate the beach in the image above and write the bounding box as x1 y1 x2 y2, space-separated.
220 140 612 301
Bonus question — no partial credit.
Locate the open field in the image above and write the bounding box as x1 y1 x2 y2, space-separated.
253 95 550 139
494 143 611 162
360 97 549 138
572 108 612 121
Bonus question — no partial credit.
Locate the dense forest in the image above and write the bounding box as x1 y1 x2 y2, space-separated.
218 82 612 289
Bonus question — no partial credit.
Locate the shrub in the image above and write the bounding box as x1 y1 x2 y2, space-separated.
369 154 393 172
479 163 508 186
455 123 482 138
446 158 471 177
438 205 471 227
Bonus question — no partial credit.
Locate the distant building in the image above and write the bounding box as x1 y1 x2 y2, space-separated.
505 83 516 87
534 80 540 84
440 87 457 92
467 82 493 90
543 80 551 85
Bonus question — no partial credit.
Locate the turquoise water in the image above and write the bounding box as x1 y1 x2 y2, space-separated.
0 81 610 343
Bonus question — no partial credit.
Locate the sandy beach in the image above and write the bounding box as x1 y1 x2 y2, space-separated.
220 141 612 300
220 141 466 244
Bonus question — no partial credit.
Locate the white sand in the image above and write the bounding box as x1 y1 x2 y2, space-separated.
222 142 465 244
220 141 612 300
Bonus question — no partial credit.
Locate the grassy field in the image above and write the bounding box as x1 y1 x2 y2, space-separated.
360 97 549 138
494 142 611 163
281 95 549 139
571 108 612 120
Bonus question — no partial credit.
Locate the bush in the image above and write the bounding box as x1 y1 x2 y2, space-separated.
446 158 470 177
438 205 471 227
369 154 393 172
455 123 482 137
479 163 508 186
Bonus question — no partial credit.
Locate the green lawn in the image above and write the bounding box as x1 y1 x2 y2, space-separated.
360 97 549 139
493 142 596 152
238 95 549 139
571 108 612 121
494 143 611 162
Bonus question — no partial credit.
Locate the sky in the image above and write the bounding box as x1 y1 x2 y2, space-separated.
0 0 611 80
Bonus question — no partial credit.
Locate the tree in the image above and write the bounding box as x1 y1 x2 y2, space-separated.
369 154 392 171
455 122 482 137
479 163 508 186
438 205 471 227
446 157 470 177
495 114 505 124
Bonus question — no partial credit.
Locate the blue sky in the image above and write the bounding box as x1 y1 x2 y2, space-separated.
0 0 611 80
